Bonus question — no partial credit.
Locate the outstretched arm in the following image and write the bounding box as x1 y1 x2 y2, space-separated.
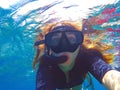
102 70 120 90
89 58 120 90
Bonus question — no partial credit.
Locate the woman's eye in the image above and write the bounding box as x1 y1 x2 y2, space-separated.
66 33 76 44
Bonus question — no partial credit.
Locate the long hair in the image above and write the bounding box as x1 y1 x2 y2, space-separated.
32 21 82 69
32 20 113 69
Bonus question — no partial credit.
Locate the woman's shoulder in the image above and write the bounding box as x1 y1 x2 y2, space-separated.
77 45 104 65
80 45 103 57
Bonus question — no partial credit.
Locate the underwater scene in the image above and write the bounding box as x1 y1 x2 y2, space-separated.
0 0 120 90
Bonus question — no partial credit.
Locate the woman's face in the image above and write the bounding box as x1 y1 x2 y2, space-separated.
53 46 80 72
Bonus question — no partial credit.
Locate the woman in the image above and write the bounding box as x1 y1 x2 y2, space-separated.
33 21 120 90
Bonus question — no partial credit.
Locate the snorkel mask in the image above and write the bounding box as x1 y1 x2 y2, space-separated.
34 25 84 64
45 25 83 53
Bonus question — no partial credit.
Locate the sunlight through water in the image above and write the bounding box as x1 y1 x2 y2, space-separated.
0 0 120 90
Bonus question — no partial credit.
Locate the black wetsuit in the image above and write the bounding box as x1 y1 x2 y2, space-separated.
36 49 113 90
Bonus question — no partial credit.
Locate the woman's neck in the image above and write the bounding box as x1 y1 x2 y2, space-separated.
58 61 75 72
58 47 80 72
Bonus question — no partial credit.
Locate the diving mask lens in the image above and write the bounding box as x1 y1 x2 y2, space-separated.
45 31 62 46
45 30 83 48
65 31 83 45
34 25 84 53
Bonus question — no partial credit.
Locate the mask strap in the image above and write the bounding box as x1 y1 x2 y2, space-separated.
34 40 45 46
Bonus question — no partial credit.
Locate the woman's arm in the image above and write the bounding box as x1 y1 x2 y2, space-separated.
88 58 120 90
102 70 120 90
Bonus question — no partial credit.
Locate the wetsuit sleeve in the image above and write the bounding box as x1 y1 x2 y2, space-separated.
88 57 113 83
36 65 56 90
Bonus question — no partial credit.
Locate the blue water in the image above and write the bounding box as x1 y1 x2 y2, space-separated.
0 0 120 90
